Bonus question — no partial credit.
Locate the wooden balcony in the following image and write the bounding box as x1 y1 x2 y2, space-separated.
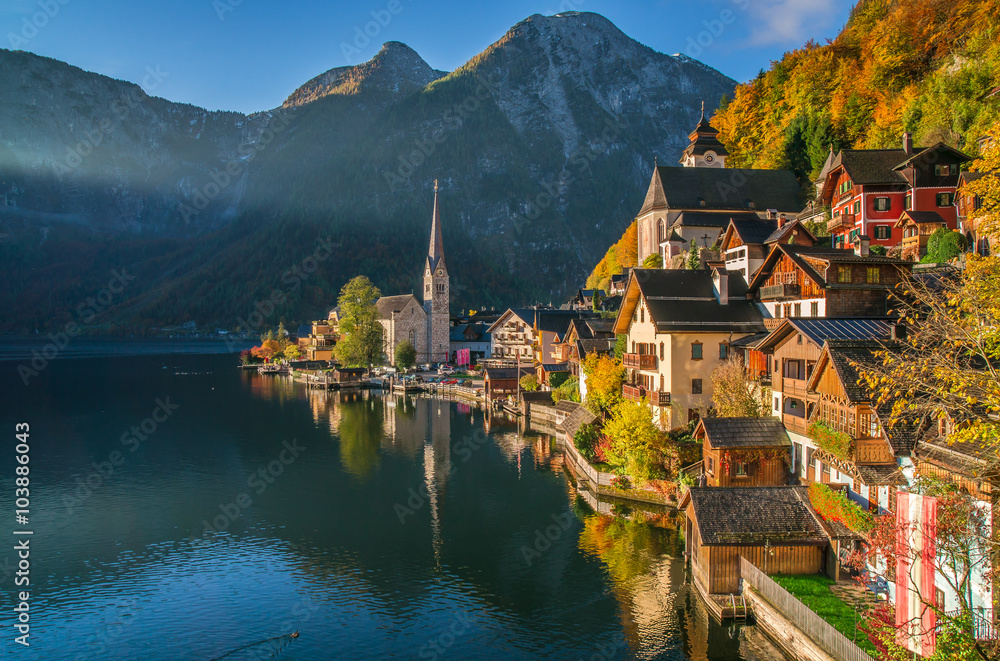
653 390 671 406
623 353 657 370
827 213 856 233
855 438 896 465
760 283 801 301
623 384 646 402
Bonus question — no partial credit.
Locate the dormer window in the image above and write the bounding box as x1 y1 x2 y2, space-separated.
745 199 756 209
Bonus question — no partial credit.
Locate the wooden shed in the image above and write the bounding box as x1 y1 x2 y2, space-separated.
331 367 366 384
694 417 791 487
483 367 532 401
681 486 830 595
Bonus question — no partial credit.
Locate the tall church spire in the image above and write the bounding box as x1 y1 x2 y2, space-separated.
428 179 444 268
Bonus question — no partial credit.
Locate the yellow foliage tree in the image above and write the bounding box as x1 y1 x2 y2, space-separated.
582 353 625 416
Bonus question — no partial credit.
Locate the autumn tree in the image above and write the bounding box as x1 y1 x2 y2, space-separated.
602 399 665 484
710 358 771 418
583 353 625 416
334 276 384 368
519 373 539 392
393 339 416 371
968 120 1000 239
282 343 302 360
641 253 663 269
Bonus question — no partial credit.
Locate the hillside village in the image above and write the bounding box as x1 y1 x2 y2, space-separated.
282 100 1000 658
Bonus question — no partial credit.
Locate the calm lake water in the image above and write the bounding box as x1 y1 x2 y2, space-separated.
0 347 785 660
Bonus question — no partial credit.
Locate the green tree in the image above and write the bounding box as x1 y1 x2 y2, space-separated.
334 276 384 368
393 339 417 371
282 343 302 360
686 244 700 270
519 373 539 392
922 228 967 263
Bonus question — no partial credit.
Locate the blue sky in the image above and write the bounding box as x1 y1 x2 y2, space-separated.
2 0 853 114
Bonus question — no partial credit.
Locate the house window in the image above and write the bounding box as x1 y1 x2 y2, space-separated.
660 342 664 360
874 197 891 212
425 284 431 294
866 267 881 284
793 303 801 317
937 192 954 207
853 200 861 215
784 304 792 317
735 462 748 477
640 307 644 323
904 193 912 210
775 305 782 319
691 343 703 360
708 457 715 475
811 301 819 317
934 164 951 177
838 266 851 283
691 378 703 394
719 343 728 360
874 225 891 240
774 397 779 411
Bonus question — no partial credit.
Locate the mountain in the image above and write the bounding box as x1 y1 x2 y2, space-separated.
0 12 735 335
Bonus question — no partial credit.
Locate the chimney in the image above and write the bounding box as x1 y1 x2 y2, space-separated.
712 267 729 305
777 215 787 229
854 234 870 257
903 132 913 155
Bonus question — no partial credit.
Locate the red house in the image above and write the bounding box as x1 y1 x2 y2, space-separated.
817 134 971 250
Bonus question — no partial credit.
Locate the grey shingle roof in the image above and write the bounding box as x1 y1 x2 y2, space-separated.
699 417 791 449
672 211 763 229
626 268 765 333
729 218 779 245
785 318 895 347
837 149 911 185
375 294 422 320
687 487 829 546
899 210 947 225
640 166 804 215
577 338 615 360
557 402 599 438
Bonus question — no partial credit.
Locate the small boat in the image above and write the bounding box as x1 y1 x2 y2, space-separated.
258 364 287 374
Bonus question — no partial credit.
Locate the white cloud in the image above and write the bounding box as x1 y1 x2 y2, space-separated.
744 0 842 46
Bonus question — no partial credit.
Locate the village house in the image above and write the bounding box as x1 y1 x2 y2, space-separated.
487 308 596 364
483 366 533 402
613 268 766 429
377 181 450 366
565 289 606 311
681 486 830 596
816 135 971 251
448 322 491 365
894 210 950 261
753 318 908 512
746 240 912 322
694 417 791 488
719 216 817 285
636 112 804 267
297 312 340 361
553 317 615 402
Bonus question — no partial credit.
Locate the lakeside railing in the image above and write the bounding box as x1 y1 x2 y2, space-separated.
740 557 874 661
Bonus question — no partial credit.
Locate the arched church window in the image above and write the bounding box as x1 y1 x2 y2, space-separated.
408 330 415 344
658 219 665 243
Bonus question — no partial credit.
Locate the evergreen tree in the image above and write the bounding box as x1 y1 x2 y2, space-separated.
686 244 700 270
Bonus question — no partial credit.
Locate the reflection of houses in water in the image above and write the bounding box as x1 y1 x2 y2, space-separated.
245 372 298 403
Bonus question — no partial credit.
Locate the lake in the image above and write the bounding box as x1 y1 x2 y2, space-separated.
0 347 785 660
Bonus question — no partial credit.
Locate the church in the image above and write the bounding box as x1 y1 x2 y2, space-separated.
636 106 804 265
377 181 450 366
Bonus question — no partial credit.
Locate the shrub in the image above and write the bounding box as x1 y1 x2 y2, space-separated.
808 482 873 533
610 475 632 491
573 423 601 461
808 420 852 461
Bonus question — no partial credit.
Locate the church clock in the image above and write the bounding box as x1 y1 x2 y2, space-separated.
703 151 716 165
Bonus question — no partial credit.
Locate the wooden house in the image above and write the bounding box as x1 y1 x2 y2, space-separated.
720 217 817 285
894 210 949 262
747 242 912 321
681 486 830 595
331 367 366 385
694 417 791 487
804 340 912 512
483 366 532 401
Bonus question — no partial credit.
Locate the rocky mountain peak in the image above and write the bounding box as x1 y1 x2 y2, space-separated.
283 41 447 108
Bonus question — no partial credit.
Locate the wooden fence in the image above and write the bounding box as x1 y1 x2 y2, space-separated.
740 557 874 661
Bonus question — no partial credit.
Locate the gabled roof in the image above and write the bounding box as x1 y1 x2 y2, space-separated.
747 244 911 293
671 211 762 229
895 210 948 227
755 318 895 353
763 219 818 245
836 149 912 186
696 417 791 449
613 269 765 335
540 363 570 372
296 324 312 338
683 487 829 546
638 166 804 216
577 338 615 360
721 218 779 250
376 294 423 320
958 171 987 188
557 401 599 437
892 142 972 171
484 367 533 380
